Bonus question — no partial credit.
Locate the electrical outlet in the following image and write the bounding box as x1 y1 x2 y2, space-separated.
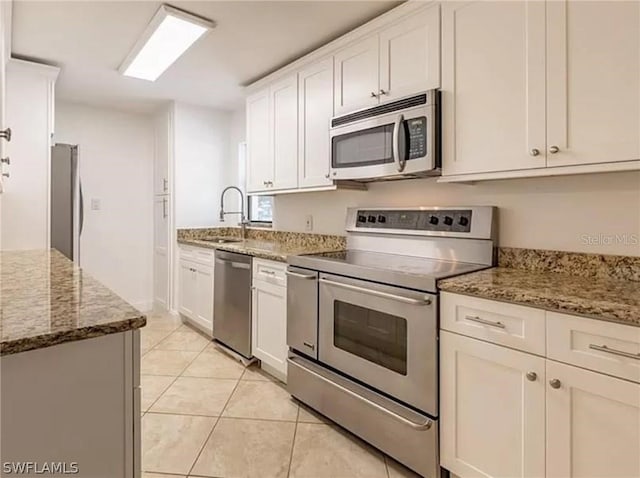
305 214 313 231
91 198 101 211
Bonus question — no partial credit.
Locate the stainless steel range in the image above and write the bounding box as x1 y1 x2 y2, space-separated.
286 206 497 478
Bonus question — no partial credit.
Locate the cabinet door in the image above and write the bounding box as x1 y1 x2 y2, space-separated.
195 264 214 333
252 280 287 376
298 58 334 188
379 5 440 101
546 360 640 478
246 88 273 192
153 110 171 195
546 1 640 167
270 74 298 190
153 197 169 309
440 331 546 478
178 260 196 319
441 1 546 175
0 1 7 193
334 36 380 115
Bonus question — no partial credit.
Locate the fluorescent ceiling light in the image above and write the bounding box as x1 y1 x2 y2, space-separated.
119 4 215 81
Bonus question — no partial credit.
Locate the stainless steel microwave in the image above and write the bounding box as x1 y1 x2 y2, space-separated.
329 90 440 182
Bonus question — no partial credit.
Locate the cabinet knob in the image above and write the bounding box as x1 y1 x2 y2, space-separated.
526 371 537 382
0 128 11 142
370 91 378 98
549 378 562 389
1 157 9 165
324 173 330 179
379 89 388 96
549 145 560 154
529 148 540 157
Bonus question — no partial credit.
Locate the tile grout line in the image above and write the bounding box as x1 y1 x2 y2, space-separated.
286 413 300 478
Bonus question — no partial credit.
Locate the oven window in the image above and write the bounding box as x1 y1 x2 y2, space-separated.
332 124 394 168
333 301 407 375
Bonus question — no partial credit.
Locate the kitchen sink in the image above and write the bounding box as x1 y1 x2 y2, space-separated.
200 237 242 244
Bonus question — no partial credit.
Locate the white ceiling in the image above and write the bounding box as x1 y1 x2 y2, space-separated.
11 0 401 113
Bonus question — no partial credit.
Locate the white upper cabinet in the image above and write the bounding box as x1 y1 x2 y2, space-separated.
379 4 441 102
333 36 380 115
440 331 546 478
546 0 640 167
298 58 334 188
546 360 640 478
153 110 171 195
442 1 547 175
270 74 299 190
246 88 272 192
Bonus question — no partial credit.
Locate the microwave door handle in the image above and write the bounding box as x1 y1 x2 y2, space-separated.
392 113 406 172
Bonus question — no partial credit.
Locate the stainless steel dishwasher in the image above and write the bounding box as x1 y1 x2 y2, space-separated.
213 250 252 358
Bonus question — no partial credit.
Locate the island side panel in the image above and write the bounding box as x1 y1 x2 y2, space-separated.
1 330 140 478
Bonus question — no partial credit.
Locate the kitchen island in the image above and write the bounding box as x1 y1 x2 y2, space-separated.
1 249 145 478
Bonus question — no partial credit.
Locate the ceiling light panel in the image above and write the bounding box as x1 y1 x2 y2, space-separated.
120 5 214 82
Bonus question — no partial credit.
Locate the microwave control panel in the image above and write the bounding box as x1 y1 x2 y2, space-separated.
407 117 427 159
355 209 472 233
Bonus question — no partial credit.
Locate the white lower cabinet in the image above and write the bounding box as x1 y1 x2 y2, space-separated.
251 259 288 381
441 293 640 478
546 361 640 478
178 246 214 336
440 331 546 478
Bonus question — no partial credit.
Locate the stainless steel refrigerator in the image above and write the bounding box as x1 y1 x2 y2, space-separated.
50 143 83 262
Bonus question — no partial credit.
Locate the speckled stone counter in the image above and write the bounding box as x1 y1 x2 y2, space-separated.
1 250 146 356
177 227 346 262
439 248 640 327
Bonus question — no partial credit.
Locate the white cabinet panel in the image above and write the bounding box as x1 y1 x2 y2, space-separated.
379 4 440 101
153 196 169 309
271 74 298 190
153 110 171 195
546 360 640 478
178 259 196 319
246 88 272 192
440 331 546 478
546 0 640 167
252 278 287 379
441 1 546 175
334 36 380 115
195 264 214 332
298 58 334 188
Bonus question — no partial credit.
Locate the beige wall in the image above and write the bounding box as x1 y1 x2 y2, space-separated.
273 171 640 256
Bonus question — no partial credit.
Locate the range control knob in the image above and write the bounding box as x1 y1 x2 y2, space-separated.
367 215 376 223
443 216 454 226
377 215 386 224
429 215 439 225
357 215 367 223
458 216 469 226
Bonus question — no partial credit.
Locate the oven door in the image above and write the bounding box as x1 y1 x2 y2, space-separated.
318 273 438 415
329 105 435 181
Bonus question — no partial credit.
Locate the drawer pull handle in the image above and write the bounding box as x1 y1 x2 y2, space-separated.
303 342 315 350
262 270 276 275
588 344 640 361
464 315 506 329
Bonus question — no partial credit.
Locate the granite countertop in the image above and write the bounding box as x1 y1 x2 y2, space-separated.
1 250 146 356
439 267 640 327
178 237 345 262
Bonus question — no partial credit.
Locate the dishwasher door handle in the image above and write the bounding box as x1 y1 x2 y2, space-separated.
215 258 251 270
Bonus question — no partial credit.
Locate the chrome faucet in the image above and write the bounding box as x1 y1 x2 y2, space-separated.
219 186 249 239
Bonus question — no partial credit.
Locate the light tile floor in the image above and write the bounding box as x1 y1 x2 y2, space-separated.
141 311 420 478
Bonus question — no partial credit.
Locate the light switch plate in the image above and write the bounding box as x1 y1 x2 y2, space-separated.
305 215 313 231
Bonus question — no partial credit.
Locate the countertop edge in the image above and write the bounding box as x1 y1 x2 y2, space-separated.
1 316 147 357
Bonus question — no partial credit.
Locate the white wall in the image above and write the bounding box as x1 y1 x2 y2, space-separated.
273 171 640 256
173 103 234 228
55 102 154 309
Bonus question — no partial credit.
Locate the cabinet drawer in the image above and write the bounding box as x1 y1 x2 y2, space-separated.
253 258 286 286
441 292 546 355
547 313 640 384
179 245 215 266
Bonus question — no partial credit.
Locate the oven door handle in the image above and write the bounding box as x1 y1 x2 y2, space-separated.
319 278 431 306
288 355 433 431
392 113 405 172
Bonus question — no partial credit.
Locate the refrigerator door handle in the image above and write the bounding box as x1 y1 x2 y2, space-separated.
79 180 84 236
